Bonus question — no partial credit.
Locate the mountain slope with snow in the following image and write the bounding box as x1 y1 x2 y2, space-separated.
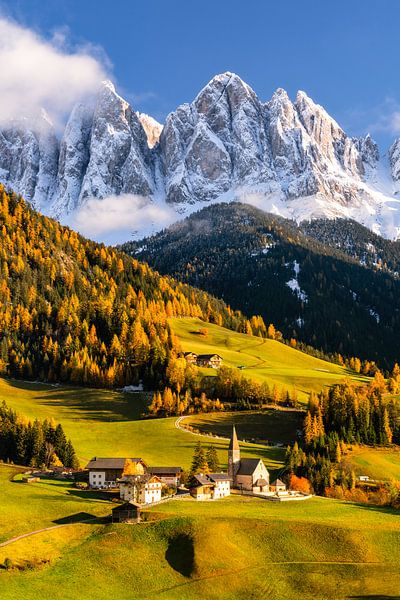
1 72 400 240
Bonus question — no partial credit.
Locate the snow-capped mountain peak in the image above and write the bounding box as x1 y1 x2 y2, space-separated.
1 72 400 241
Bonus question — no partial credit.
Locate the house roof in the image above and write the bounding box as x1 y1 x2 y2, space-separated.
237 458 263 476
271 479 285 486
119 474 161 485
255 478 268 487
193 474 215 487
197 354 222 360
148 467 182 475
86 457 144 470
112 501 141 512
208 473 231 482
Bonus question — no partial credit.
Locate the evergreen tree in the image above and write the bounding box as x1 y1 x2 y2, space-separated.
206 445 220 472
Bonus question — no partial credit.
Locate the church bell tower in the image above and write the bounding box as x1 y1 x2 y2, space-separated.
228 426 240 485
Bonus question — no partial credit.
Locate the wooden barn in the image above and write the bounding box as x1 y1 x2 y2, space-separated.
111 501 141 523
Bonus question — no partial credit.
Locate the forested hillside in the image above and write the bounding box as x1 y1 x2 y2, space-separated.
122 203 400 367
301 218 400 277
0 188 266 388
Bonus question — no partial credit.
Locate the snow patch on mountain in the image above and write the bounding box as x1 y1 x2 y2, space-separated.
286 260 308 302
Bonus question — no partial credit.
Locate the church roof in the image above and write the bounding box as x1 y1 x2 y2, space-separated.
255 478 268 487
229 426 239 451
236 458 262 476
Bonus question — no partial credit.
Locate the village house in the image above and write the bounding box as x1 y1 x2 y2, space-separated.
228 426 270 493
86 457 147 489
119 473 163 504
111 501 141 523
189 472 231 500
179 352 223 369
148 466 182 487
196 354 223 368
178 351 198 365
206 473 231 498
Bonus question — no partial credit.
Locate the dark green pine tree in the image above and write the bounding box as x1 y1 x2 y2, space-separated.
188 442 208 486
206 445 220 472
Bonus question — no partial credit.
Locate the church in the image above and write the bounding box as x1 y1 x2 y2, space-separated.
228 426 270 493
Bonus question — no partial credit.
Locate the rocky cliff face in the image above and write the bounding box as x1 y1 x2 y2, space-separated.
0 72 399 239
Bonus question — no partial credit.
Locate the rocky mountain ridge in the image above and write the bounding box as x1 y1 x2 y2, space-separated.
1 72 400 239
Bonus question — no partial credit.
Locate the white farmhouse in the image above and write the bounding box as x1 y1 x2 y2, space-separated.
85 457 146 489
119 474 162 505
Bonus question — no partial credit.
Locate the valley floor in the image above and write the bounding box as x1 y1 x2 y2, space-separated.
1 376 400 598
1 464 400 600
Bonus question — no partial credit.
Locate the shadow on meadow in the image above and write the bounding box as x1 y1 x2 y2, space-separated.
165 532 196 577
6 378 150 422
52 511 101 525
344 501 400 517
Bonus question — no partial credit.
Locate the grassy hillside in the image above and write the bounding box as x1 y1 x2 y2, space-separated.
170 317 368 401
1 466 399 600
0 378 283 472
346 446 400 481
183 410 304 445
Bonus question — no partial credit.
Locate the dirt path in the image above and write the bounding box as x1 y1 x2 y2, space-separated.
175 416 230 442
0 517 99 548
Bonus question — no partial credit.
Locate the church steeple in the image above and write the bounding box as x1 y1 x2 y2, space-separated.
229 425 239 452
228 426 240 483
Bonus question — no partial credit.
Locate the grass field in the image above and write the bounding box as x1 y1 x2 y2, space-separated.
346 446 400 481
2 371 400 598
183 410 304 445
1 468 400 600
169 317 368 401
0 378 284 473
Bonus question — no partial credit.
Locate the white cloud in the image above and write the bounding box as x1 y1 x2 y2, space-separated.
68 194 180 245
0 17 109 128
343 97 400 140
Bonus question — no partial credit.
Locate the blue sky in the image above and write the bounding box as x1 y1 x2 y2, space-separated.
1 0 400 148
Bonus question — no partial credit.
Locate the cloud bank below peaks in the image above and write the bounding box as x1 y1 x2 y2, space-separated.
0 17 109 128
68 194 181 245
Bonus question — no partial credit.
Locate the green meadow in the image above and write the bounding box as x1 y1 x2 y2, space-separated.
0 378 284 472
184 409 304 445
169 317 368 401
346 446 400 481
1 465 400 600
0 329 398 599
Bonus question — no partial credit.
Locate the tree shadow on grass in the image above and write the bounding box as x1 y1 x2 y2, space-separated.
52 512 98 525
5 378 149 422
67 488 118 502
165 533 195 577
343 501 399 517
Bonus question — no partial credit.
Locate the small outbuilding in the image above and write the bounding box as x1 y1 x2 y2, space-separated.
270 479 287 493
111 501 141 523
